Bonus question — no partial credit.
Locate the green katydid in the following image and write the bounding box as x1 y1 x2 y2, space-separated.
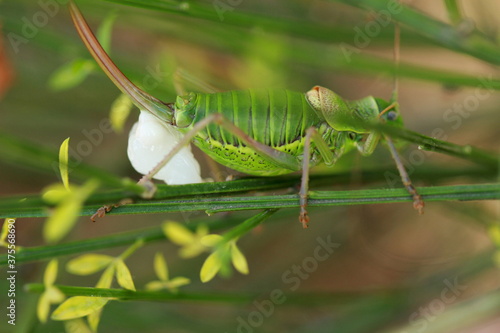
69 1 423 228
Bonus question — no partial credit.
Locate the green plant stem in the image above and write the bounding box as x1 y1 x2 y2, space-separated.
0 213 253 266
118 238 144 260
221 209 278 242
25 283 405 306
444 0 462 25
370 123 499 171
2 166 494 215
2 183 497 219
333 0 500 66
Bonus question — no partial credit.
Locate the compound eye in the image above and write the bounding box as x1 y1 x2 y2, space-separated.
386 110 398 121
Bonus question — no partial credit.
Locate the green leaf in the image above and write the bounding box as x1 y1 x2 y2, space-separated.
488 225 500 246
200 234 222 247
87 307 104 332
144 281 165 291
162 221 195 245
96 265 115 289
51 296 109 321
167 276 191 289
42 184 71 205
96 12 117 54
0 218 14 246
114 259 136 291
230 242 249 275
48 59 95 91
37 292 51 323
66 254 114 275
43 179 100 244
153 252 168 281
44 259 59 286
110 94 133 133
200 251 222 283
59 138 70 191
64 318 93 333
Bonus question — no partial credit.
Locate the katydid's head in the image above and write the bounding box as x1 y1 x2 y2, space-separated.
69 1 174 124
375 98 404 128
305 86 355 132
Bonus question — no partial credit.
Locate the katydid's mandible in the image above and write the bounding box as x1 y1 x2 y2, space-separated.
69 1 423 228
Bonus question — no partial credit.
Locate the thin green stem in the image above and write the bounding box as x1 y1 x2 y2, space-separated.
333 0 500 66
3 183 496 219
221 209 278 243
444 0 462 25
118 239 144 260
370 123 498 171
0 214 248 265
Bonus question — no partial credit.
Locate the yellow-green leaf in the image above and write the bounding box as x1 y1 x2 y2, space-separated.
200 251 222 283
43 179 100 244
44 259 59 286
37 292 51 323
45 285 65 304
168 276 191 288
154 252 168 281
489 225 500 245
200 234 223 247
231 242 249 275
0 218 15 246
37 284 65 323
110 94 133 133
115 259 136 291
42 184 70 204
162 221 195 245
51 296 109 321
59 138 70 191
87 307 104 332
96 265 115 289
49 59 95 91
64 318 93 333
96 12 116 53
66 254 114 275
144 281 165 291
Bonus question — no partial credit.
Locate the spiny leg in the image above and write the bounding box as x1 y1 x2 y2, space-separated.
140 112 301 193
300 127 346 228
385 136 424 213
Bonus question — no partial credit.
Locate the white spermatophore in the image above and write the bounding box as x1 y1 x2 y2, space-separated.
127 110 203 185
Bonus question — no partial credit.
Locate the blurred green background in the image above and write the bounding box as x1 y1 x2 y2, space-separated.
1 0 499 332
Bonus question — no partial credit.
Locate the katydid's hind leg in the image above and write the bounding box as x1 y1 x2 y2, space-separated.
299 127 344 228
141 113 301 191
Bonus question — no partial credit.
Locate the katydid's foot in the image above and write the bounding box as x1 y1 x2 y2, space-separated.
91 205 113 222
138 176 157 199
412 194 425 215
299 209 310 228
406 184 424 214
90 199 133 222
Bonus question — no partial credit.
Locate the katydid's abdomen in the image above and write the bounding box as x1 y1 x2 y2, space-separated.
173 89 338 176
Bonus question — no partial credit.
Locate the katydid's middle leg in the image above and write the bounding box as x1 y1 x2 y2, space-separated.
300 127 346 228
